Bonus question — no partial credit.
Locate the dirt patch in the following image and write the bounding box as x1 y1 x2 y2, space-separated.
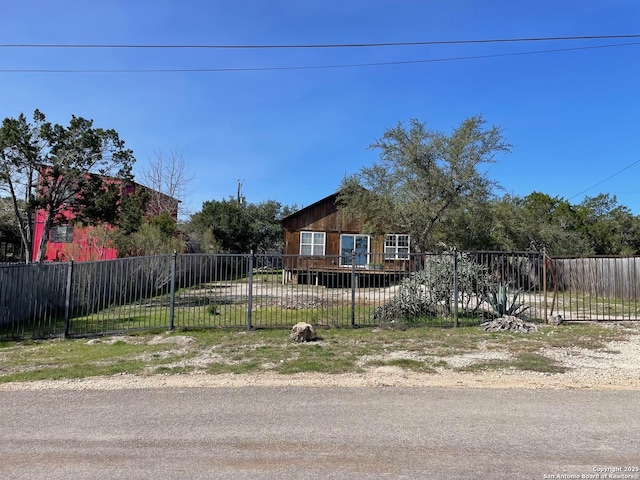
147 335 196 346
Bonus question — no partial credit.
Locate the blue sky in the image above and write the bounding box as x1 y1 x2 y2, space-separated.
1 1 639 217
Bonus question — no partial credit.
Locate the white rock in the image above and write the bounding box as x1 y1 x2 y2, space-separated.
290 322 316 342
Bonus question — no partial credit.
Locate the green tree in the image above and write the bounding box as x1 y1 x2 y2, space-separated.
114 213 185 257
489 193 588 254
116 186 151 235
0 111 42 260
339 116 511 252
576 194 640 255
0 196 23 261
432 196 496 250
0 110 135 262
189 198 294 253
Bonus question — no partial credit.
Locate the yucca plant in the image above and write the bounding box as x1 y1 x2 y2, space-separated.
485 282 529 317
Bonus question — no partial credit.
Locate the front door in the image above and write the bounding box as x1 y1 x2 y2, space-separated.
340 234 369 267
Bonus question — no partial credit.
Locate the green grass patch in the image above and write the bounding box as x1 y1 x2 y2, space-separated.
512 353 567 373
0 336 192 383
206 360 263 375
555 294 640 317
0 359 148 383
0 322 633 383
456 352 567 374
277 344 357 374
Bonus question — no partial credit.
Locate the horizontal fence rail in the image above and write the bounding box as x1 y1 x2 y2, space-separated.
1 251 637 340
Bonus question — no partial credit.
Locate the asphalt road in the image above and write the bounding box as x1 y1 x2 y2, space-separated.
0 386 638 479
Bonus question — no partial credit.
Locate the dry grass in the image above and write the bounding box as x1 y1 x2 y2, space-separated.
0 322 637 383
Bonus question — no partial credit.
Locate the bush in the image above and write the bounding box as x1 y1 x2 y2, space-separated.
372 250 489 323
371 277 437 322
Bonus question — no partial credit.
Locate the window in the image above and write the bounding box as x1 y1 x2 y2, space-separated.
385 234 410 259
300 231 325 256
340 234 370 266
50 225 74 243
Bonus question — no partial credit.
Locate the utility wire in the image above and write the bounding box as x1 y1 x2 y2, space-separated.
1 41 637 74
568 159 640 201
1 34 640 49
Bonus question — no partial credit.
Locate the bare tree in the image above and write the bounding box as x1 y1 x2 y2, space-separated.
139 150 193 219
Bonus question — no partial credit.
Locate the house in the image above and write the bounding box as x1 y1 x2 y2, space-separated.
31 179 179 262
281 192 411 286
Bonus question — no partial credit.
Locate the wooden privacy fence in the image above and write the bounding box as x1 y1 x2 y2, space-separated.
1 251 638 340
548 256 640 321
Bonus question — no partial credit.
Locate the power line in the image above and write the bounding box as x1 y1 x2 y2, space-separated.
1 41 637 74
568 158 640 201
1 34 639 49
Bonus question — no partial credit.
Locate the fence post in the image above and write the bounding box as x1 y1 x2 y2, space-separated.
351 250 356 327
169 252 177 331
542 249 548 324
63 260 74 338
453 250 459 328
247 252 253 330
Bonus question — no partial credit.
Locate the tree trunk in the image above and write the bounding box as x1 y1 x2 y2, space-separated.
35 212 53 263
5 176 32 263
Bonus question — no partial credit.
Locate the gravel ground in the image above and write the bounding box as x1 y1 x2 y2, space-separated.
1 323 639 392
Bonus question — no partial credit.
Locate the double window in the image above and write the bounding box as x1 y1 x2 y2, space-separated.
50 225 74 243
385 234 410 260
300 231 325 256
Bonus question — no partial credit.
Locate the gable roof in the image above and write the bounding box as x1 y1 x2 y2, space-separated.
280 191 340 224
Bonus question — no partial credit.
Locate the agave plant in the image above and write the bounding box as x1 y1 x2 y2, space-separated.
485 282 529 317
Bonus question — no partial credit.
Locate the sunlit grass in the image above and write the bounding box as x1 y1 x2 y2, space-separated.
0 322 635 383
456 353 567 374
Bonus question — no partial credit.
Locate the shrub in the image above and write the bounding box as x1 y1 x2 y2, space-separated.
372 249 490 323
371 276 437 322
484 282 529 317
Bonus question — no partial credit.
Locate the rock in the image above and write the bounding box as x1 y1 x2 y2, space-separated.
549 314 563 326
290 322 316 342
480 315 539 333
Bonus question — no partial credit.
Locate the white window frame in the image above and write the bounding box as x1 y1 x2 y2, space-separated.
385 234 410 260
300 231 325 256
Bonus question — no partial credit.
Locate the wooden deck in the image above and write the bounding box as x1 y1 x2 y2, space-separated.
282 257 411 288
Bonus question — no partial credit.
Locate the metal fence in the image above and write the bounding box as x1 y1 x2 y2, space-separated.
1 251 637 340
548 256 640 321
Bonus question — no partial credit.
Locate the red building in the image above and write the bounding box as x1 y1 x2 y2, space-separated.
31 180 179 262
